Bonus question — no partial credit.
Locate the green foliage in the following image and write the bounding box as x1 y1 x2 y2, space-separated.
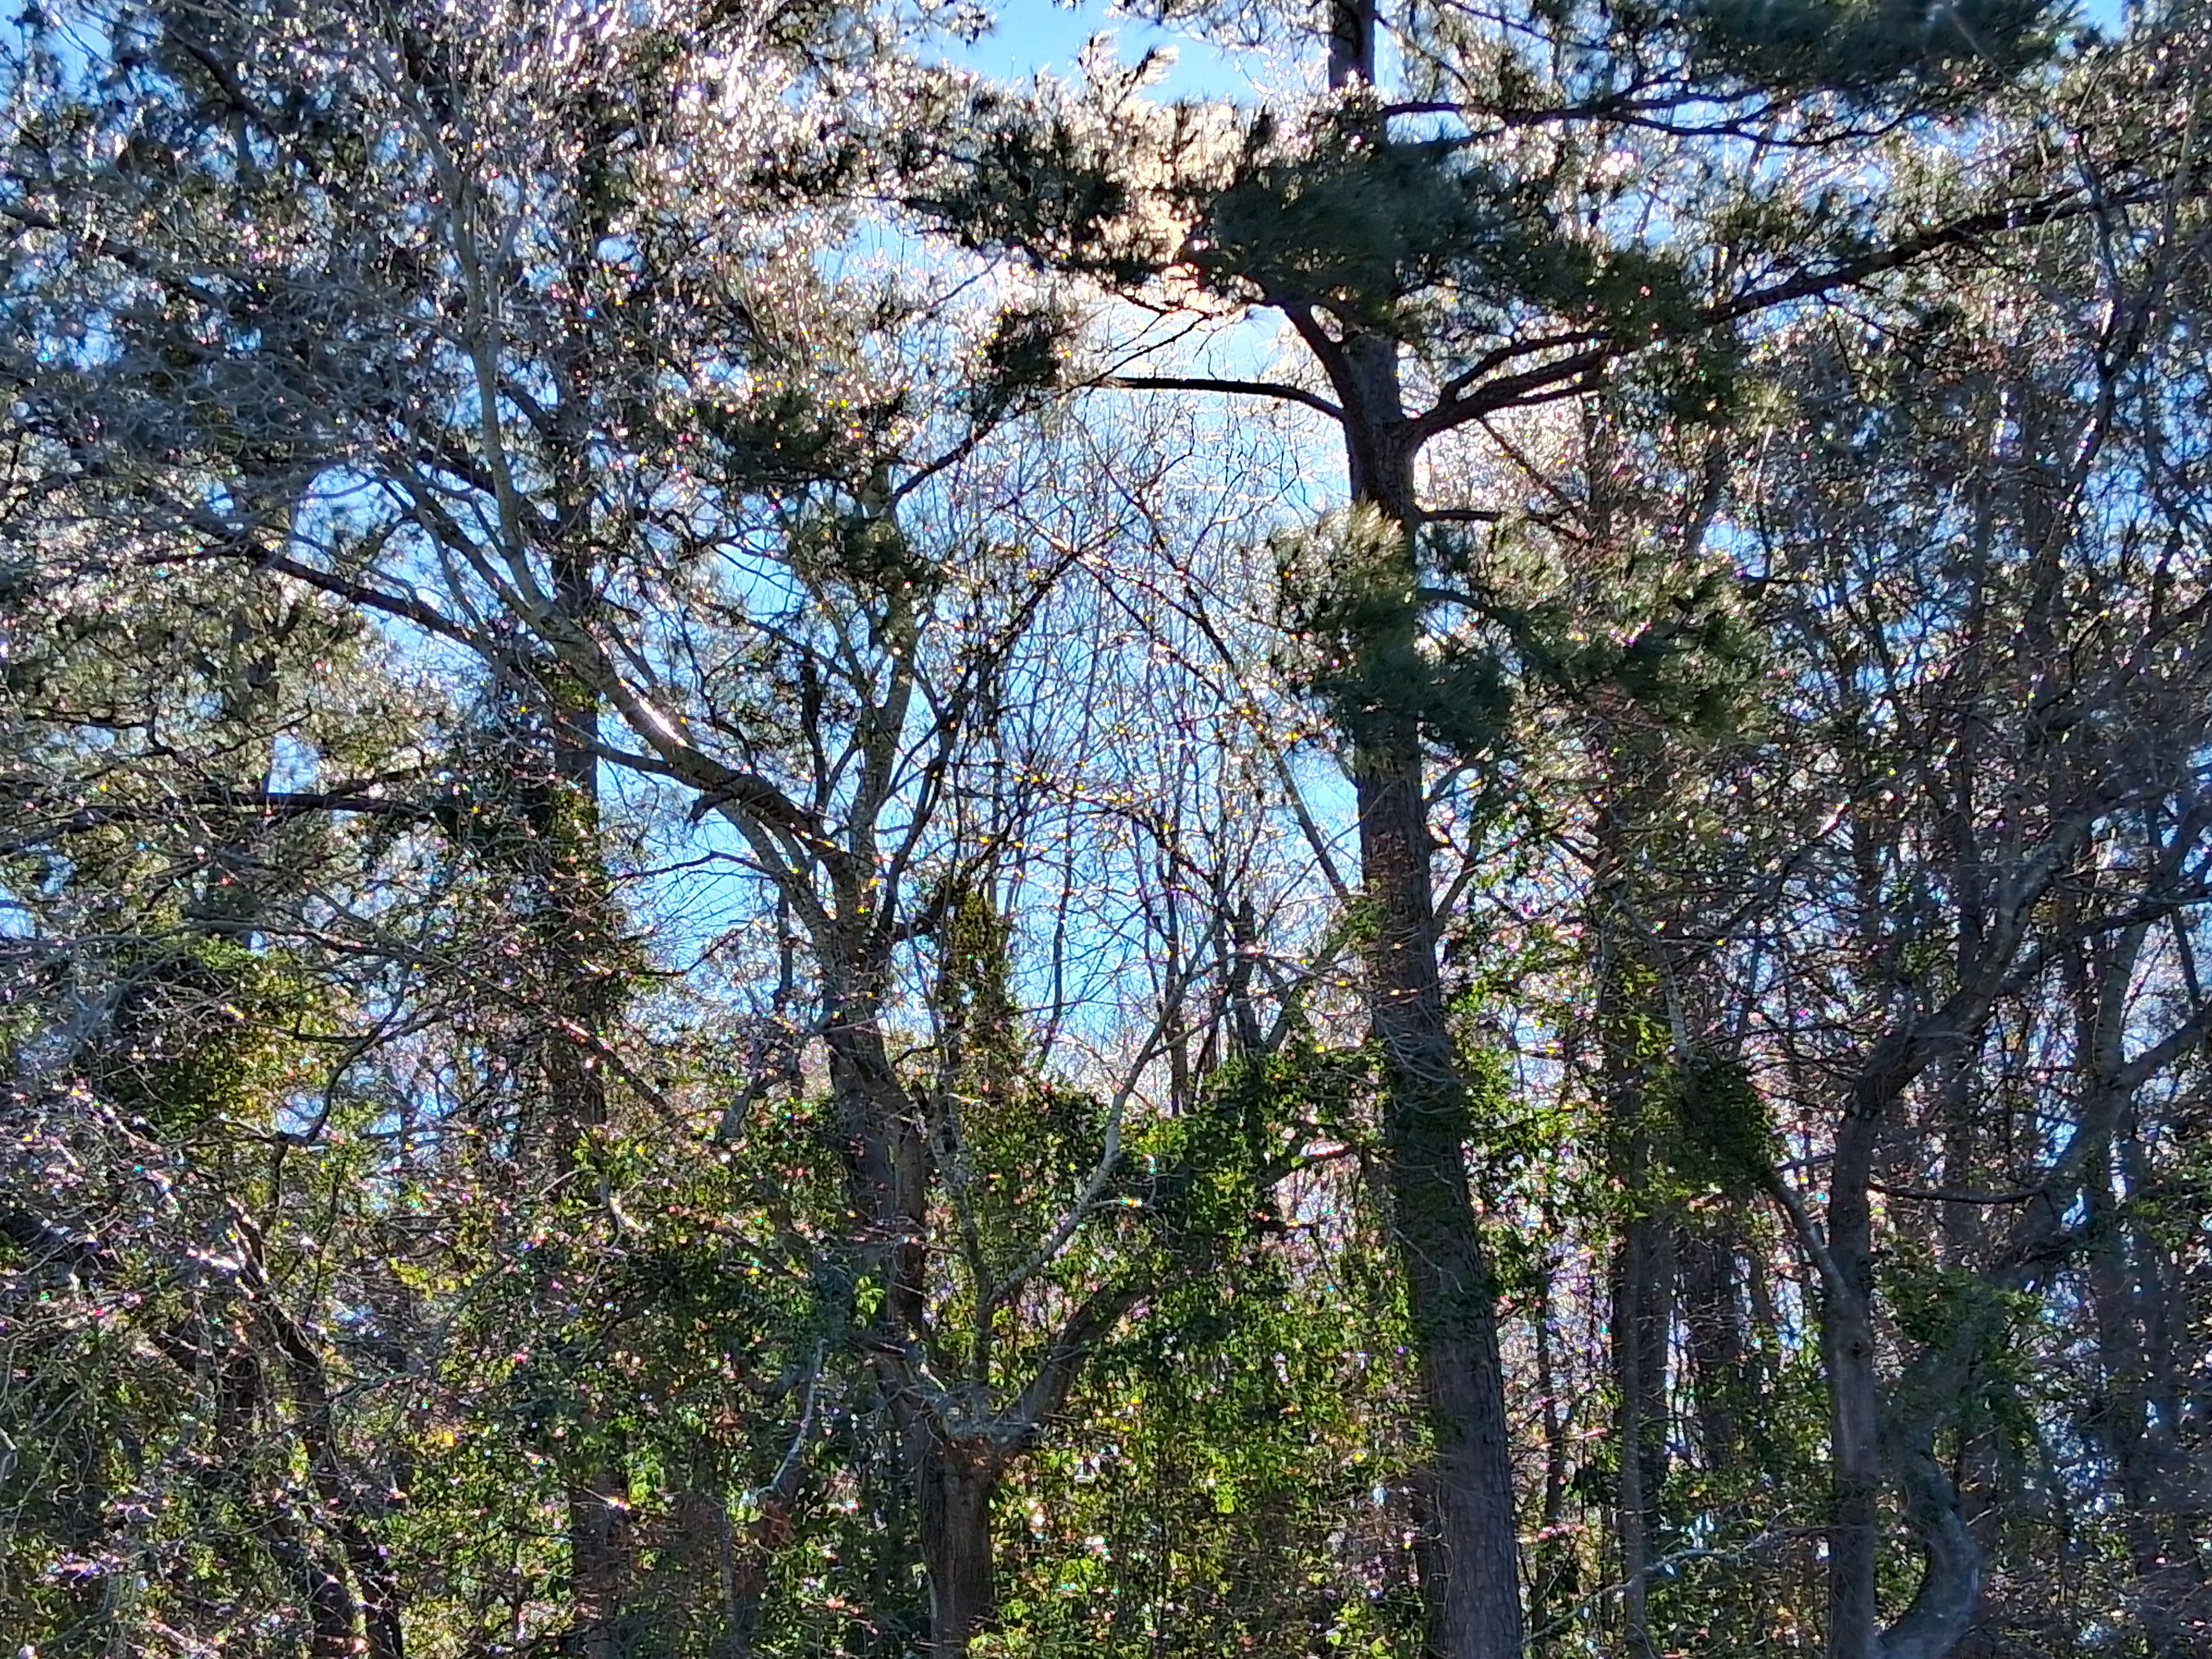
694 374 914 494
2 0 2202 1655
911 97 1148 284
966 299 1077 426
989 1206 1426 1659
1687 0 2060 103
1275 500 1762 767
84 936 322 1135
1194 110 1699 338
1669 1052 1777 1200
936 879 1027 1084
1274 505 1513 756
1143 1044 1361 1242
1478 539 1764 744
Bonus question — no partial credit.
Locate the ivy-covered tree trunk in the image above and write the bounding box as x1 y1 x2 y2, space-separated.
1609 1145 1673 1659
830 995 1009 1659
539 548 631 1659
1679 1218 1750 1471
821 935 973 1652
1333 411 1525 1656
1358 724 1522 1659
536 95 641 1621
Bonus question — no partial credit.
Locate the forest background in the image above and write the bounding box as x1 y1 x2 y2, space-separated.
2 2 2209 1658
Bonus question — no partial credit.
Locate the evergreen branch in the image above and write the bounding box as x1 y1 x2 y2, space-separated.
1412 183 2145 444
1408 346 1616 441
1698 188 2120 331
250 551 481 646
1 788 438 854
1099 374 1344 421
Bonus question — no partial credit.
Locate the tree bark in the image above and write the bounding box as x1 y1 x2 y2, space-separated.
1823 1102 1886 1659
542 549 631 1659
824 947 995 1656
1822 1084 1986 1659
2088 1128 2205 1658
1680 1214 1747 1470
567 1469 632 1659
1612 1197 1672 1659
913 1434 1001 1658
1594 947 1673 1659
1316 10 1526 1646
1528 1275 1579 1658
1344 425 1525 1659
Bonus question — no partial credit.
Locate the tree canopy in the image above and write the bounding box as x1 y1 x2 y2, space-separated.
2 3 2210 1659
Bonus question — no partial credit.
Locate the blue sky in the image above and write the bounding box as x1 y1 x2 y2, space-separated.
941 0 1266 100
940 0 2136 96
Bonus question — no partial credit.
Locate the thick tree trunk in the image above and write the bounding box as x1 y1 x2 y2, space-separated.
1612 1199 1673 1659
1319 55 1525 1643
824 954 998 1657
210 1339 366 1659
1595 950 1673 1659
914 1435 1001 1658
568 1469 632 1659
1822 1289 1885 1659
266 1512 365 1659
541 556 632 1659
1823 1092 1986 1659
1679 1216 1747 1469
1358 723 1525 1659
265 1294 408 1659
710 1489 798 1659
1877 1413 1984 1659
821 940 929 1333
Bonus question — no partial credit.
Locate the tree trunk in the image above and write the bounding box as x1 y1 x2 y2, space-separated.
1822 1091 1986 1659
1316 12 1526 1642
823 948 995 1656
1679 1214 1747 1470
1356 674 1525 1659
1612 1199 1673 1659
1585 574 1677 1659
542 551 631 1659
914 1435 1000 1658
266 1510 366 1659
1528 1276 1579 1658
711 1490 795 1659
565 1466 631 1659
1596 947 1673 1659
1823 1107 1885 1659
2088 1130 2203 1658
1317 36 1525 1643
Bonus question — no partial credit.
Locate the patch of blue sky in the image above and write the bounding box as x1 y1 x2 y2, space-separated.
935 0 1275 104
1 3 107 95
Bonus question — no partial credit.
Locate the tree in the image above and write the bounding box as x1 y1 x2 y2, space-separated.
915 1 2124 1652
8 2 2212 1657
1731 93 2212 1649
4 10 1321 1654
0 440 453 1654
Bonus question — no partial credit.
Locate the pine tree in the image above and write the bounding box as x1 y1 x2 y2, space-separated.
911 3 2184 1655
